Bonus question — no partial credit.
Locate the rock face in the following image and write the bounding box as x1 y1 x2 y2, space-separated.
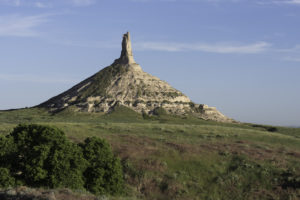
117 32 135 64
39 32 233 123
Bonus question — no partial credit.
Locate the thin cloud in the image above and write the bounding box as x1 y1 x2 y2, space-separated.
67 0 96 6
34 2 51 8
258 0 300 5
286 0 300 4
46 37 120 49
0 74 76 84
277 45 300 53
0 0 96 7
0 14 49 37
132 0 300 5
273 45 300 62
47 38 269 54
131 0 241 2
279 45 300 62
277 0 300 4
134 41 270 54
283 56 300 62
0 0 21 6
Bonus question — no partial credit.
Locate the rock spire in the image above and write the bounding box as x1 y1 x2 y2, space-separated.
118 32 135 64
38 32 234 123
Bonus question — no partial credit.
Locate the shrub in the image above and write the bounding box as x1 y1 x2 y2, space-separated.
0 124 123 195
152 107 167 116
44 141 87 189
212 155 280 199
267 127 278 132
0 136 17 169
252 124 278 132
280 170 300 189
80 137 123 195
2 124 87 189
0 168 15 188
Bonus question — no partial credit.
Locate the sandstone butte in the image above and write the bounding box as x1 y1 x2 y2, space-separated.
39 32 234 123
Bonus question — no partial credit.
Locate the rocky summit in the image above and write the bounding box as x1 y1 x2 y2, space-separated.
39 32 233 122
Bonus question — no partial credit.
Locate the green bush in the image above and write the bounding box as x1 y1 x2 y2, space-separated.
0 124 123 195
0 135 17 169
152 107 167 116
7 124 87 189
252 124 278 132
0 167 15 188
80 137 123 195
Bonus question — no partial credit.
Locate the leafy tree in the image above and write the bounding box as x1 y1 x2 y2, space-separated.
80 137 123 195
0 124 124 195
5 124 87 189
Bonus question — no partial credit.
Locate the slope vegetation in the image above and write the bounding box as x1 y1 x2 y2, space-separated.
0 108 299 200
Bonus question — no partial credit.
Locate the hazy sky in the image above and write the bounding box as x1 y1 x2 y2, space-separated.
0 0 299 126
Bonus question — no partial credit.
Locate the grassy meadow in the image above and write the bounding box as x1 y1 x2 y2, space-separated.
0 106 299 200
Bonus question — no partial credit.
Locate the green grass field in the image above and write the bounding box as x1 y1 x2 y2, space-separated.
0 106 299 200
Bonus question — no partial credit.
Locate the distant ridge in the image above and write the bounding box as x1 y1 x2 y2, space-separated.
39 32 233 123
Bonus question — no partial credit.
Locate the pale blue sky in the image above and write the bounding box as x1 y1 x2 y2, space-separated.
0 0 299 126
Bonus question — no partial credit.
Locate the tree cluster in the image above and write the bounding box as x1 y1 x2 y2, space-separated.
0 124 123 195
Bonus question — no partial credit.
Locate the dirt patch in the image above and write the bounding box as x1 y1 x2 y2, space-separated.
108 134 161 163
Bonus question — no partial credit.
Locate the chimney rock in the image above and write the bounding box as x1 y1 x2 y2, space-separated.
119 32 135 64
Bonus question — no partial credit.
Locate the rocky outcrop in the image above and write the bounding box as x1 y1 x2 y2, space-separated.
38 32 233 123
116 32 136 64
